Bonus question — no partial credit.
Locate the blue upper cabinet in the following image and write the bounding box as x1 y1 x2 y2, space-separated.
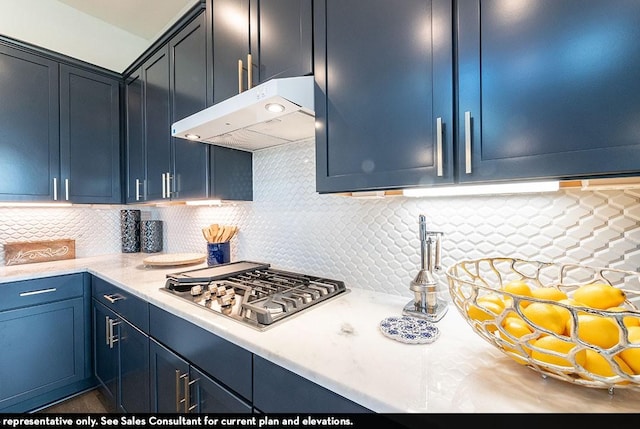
60 65 121 203
314 0 455 193
251 0 313 84
457 0 640 183
211 0 312 104
0 44 59 201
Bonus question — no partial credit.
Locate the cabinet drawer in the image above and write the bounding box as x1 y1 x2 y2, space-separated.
253 355 370 413
149 305 252 401
0 274 84 312
92 276 149 332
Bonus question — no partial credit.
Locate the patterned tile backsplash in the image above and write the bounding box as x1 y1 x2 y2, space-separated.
1 139 639 298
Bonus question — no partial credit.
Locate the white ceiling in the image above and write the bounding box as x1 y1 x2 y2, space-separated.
0 0 200 72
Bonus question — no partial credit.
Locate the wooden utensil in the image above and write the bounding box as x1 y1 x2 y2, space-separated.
218 225 233 243
209 224 219 242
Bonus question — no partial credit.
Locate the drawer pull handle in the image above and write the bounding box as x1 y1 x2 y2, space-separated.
103 294 123 303
20 288 57 297
464 111 472 174
436 117 443 177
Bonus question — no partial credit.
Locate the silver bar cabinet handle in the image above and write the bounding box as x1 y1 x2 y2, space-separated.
436 117 443 177
64 178 69 200
464 111 472 174
165 172 172 198
135 179 141 201
105 316 110 346
162 173 166 198
20 288 56 297
103 294 123 304
53 177 58 200
108 319 120 348
187 377 198 412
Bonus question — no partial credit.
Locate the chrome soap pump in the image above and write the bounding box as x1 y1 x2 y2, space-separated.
403 214 448 322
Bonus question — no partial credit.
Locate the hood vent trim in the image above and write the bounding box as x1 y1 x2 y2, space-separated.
171 75 315 152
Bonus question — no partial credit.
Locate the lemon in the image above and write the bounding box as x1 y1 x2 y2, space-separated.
606 306 640 328
619 326 640 374
580 349 633 381
530 335 586 368
499 316 535 364
502 280 533 308
573 283 625 309
522 302 569 335
502 280 533 297
566 314 620 349
466 294 505 332
531 287 568 301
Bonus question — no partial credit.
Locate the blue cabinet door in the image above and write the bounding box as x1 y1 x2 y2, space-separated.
252 0 313 83
93 301 118 409
0 43 59 201
150 339 251 413
125 68 145 203
60 65 121 203
314 0 454 193
118 319 150 413
170 12 209 201
149 338 192 413
457 0 640 183
93 297 150 413
0 298 85 409
143 46 172 201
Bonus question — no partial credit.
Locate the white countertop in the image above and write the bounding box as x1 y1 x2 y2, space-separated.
2 253 640 413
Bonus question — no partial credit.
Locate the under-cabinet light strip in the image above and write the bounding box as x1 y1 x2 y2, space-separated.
402 180 560 197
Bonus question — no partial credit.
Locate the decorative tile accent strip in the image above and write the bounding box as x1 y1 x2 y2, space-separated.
4 239 76 266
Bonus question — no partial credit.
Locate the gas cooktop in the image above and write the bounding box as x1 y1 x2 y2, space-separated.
162 261 348 330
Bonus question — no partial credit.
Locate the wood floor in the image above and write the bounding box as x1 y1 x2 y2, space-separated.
38 389 110 414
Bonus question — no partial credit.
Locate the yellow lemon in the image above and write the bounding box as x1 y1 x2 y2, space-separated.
502 280 533 308
580 349 633 382
566 314 620 349
502 279 533 297
531 287 568 301
573 283 626 309
606 306 640 328
466 294 505 332
530 336 586 368
619 326 640 374
522 302 568 335
499 316 535 364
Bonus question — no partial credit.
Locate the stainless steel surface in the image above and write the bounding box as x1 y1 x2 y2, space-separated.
162 261 348 330
403 215 448 322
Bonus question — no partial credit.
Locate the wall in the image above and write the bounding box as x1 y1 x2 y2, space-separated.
0 139 638 298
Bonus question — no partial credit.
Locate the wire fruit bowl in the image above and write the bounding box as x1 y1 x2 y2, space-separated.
446 257 640 393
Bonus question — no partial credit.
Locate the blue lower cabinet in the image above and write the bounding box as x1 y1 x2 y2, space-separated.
0 273 93 412
93 300 150 413
150 339 251 413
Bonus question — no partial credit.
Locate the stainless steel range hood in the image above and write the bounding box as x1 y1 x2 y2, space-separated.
171 75 315 152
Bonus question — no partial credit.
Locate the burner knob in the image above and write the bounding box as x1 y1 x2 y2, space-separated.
219 291 235 307
190 285 203 296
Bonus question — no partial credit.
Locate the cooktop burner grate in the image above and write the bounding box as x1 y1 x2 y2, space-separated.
162 261 348 330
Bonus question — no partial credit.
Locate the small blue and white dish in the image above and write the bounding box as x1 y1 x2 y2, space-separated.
379 315 440 344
